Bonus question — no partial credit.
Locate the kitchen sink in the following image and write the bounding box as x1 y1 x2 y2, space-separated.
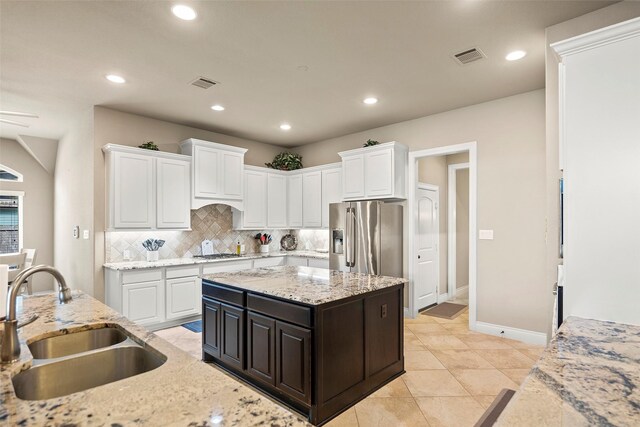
12 345 166 400
28 327 128 359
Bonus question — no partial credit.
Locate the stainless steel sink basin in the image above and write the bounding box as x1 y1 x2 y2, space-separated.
28 327 128 359
12 346 166 400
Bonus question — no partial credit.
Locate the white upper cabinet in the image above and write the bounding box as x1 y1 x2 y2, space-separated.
157 157 191 229
181 139 247 210
339 142 408 200
287 174 303 228
241 169 268 229
267 173 287 228
321 167 342 228
302 171 322 227
104 144 191 231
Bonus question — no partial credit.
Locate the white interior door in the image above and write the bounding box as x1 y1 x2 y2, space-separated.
415 185 439 310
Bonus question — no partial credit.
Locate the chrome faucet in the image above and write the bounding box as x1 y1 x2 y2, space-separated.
1 265 72 363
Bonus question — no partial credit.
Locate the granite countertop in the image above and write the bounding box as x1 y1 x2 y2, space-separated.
0 292 309 426
497 316 640 426
202 265 407 306
103 250 329 271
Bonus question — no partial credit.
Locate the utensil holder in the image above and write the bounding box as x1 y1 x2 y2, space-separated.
147 250 159 262
260 245 269 254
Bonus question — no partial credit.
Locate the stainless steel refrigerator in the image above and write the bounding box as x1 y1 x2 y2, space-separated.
329 201 403 276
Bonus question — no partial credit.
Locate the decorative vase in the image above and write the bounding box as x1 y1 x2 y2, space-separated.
260 245 269 254
147 250 159 262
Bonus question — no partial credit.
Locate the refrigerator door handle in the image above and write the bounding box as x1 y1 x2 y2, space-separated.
349 207 356 267
345 207 352 267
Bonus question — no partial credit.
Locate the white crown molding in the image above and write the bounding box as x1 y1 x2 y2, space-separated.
551 16 640 58
102 143 191 161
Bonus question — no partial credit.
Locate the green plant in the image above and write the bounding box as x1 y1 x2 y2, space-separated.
138 141 159 151
265 152 303 171
364 139 379 147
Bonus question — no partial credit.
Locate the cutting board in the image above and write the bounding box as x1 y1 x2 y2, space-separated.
201 240 214 256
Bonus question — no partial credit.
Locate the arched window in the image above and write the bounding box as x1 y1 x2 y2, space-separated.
0 164 23 182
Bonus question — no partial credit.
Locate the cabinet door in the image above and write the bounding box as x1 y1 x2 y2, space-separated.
302 171 322 227
156 158 191 229
221 303 245 370
276 321 311 405
193 145 220 198
122 280 164 326
166 276 200 320
267 174 287 228
365 148 393 197
243 170 268 228
247 312 276 385
203 297 221 358
321 168 342 228
308 258 329 269
221 151 244 199
113 151 155 229
342 155 365 199
287 174 303 228
286 257 308 267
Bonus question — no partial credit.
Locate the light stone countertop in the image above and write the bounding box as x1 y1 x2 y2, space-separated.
103 250 329 271
496 316 640 426
0 292 309 426
202 265 407 306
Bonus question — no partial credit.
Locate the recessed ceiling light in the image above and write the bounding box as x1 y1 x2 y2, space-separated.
363 97 378 105
172 4 197 20
105 74 126 84
505 50 526 61
280 123 291 131
211 105 225 111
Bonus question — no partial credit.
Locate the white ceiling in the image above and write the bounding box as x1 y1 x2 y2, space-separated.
0 1 613 147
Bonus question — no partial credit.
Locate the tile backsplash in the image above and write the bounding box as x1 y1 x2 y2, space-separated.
106 204 330 262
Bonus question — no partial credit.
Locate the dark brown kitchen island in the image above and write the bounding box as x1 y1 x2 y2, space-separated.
201 265 406 426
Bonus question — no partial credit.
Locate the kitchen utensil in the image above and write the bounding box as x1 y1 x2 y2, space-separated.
280 234 297 251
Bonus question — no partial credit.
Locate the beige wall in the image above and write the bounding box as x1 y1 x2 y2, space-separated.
92 107 286 300
456 168 469 289
544 2 640 337
0 138 55 292
295 90 547 333
54 109 95 295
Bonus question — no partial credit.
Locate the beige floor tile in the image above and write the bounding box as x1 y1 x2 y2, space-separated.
355 397 429 426
407 323 449 335
405 350 446 370
405 332 428 351
450 369 519 396
474 395 498 409
405 315 439 324
440 323 474 334
416 396 485 427
518 348 545 361
430 315 468 324
478 349 537 369
324 407 359 427
371 378 412 397
403 370 469 397
431 350 493 370
500 369 531 385
418 335 470 350
455 334 514 350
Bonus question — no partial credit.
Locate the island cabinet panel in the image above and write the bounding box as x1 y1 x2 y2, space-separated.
203 297 221 359
276 321 311 405
247 312 276 386
365 288 402 376
220 303 245 370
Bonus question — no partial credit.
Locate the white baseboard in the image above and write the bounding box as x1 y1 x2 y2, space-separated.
473 321 548 346
456 285 468 298
404 307 411 318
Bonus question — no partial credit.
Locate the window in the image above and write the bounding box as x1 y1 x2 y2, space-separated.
0 192 23 254
0 164 23 182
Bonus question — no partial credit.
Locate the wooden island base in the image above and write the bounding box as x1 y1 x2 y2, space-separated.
201 276 404 426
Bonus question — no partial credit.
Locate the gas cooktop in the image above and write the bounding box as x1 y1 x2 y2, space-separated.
194 253 242 260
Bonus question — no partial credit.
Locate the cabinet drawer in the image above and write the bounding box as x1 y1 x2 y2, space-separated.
286 256 308 267
202 260 253 275
307 258 329 269
166 265 200 279
202 282 246 307
247 293 312 328
253 257 285 268
122 269 162 284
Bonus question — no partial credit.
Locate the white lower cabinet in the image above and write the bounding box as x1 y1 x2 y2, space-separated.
166 276 201 320
122 280 165 326
308 258 330 269
286 256 309 267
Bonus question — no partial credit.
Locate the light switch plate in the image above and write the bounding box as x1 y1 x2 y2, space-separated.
82 229 90 240
479 229 494 240
123 250 131 261
73 226 79 239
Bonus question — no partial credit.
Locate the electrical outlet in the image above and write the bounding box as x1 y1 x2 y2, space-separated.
123 250 131 260
381 304 388 318
73 226 79 239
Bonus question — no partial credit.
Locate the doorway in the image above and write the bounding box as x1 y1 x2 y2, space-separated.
408 142 477 329
415 184 439 310
448 163 470 304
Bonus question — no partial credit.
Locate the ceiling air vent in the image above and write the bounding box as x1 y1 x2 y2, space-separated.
190 76 219 89
453 48 486 65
